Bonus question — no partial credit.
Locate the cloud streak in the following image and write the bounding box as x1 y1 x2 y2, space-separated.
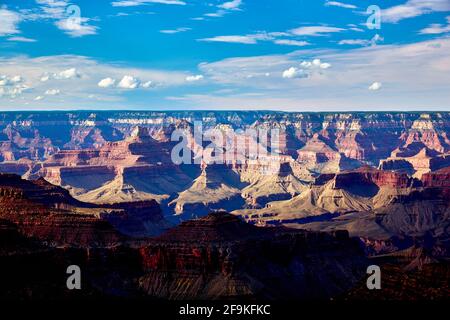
381 0 450 23
325 1 357 10
111 0 186 7
0 9 21 36
420 16 450 34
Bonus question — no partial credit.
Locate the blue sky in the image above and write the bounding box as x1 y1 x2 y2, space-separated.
0 0 449 111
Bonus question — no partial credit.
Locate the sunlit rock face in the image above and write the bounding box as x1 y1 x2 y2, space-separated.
0 111 448 217
0 111 448 300
0 173 170 243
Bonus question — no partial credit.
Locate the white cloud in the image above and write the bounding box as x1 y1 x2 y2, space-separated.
194 38 450 111
282 67 302 79
45 89 60 95
55 18 98 37
339 34 384 46
199 35 259 44
26 0 98 37
99 77 155 89
204 12 226 18
0 55 190 108
160 27 191 34
368 82 382 91
98 77 116 88
273 39 310 47
420 16 450 34
289 26 345 36
142 81 153 88
339 39 370 46
186 75 204 82
111 0 186 7
11 76 23 83
0 75 29 98
34 96 44 101
0 9 21 36
299 59 331 70
57 68 79 79
199 26 343 46
7 36 37 42
199 32 307 46
117 75 140 89
204 0 243 18
381 0 450 23
218 0 242 10
325 1 357 9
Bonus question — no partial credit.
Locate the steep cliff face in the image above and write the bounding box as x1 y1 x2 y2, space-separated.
0 209 370 300
421 167 450 188
0 178 123 247
0 111 448 219
0 174 169 244
379 147 450 178
335 166 414 189
138 212 367 300
0 217 145 299
373 186 450 240
402 114 448 153
233 167 416 224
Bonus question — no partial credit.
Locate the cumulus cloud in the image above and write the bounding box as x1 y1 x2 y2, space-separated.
45 89 60 95
56 68 79 79
98 77 116 88
368 82 382 91
117 75 140 89
299 59 331 70
0 55 190 108
3 77 19 84
186 75 204 82
0 75 29 98
34 95 44 101
381 0 450 23
98 76 155 89
193 37 450 111
282 67 303 79
325 1 357 9
0 9 21 36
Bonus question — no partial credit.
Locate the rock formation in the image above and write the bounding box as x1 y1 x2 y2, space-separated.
138 211 367 300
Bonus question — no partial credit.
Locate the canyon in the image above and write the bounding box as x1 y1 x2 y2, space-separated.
0 111 449 300
0 111 448 218
0 173 367 300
